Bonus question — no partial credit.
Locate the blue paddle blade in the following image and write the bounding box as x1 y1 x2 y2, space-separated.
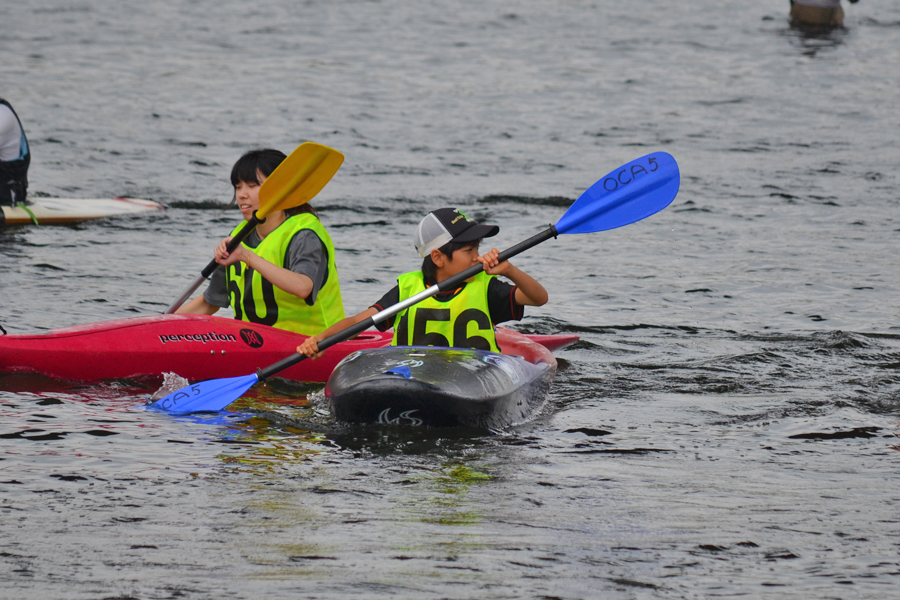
555 152 679 235
148 373 260 414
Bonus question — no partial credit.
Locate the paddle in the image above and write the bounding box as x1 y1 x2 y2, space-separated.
164 142 344 314
150 151 680 414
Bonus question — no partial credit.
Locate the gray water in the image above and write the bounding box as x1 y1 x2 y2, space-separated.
2 1 900 598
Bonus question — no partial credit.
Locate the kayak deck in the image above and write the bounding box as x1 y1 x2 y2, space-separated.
326 330 558 429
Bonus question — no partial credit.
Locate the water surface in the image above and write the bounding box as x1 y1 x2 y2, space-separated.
2 1 899 598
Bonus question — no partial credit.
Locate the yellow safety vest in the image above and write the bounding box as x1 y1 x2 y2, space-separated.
391 271 499 352
225 213 345 335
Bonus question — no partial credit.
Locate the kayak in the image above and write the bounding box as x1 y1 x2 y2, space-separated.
326 329 559 429
0 314 578 385
0 314 389 384
1 197 165 225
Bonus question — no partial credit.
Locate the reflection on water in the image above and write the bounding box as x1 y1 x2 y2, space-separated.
419 464 492 527
213 415 331 473
784 20 847 57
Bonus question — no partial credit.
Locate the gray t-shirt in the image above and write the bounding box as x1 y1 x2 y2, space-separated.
204 228 329 308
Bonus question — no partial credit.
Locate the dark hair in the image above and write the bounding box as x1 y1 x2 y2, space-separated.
228 148 316 216
230 149 286 186
421 239 481 284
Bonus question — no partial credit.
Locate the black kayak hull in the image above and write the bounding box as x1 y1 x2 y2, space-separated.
326 329 559 429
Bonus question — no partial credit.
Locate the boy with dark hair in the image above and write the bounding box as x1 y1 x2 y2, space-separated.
297 208 547 357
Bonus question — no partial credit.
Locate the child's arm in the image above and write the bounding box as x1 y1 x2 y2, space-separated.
479 248 549 307
215 236 315 300
297 306 380 358
175 295 220 315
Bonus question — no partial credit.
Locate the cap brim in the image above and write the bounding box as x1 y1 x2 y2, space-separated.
452 223 499 243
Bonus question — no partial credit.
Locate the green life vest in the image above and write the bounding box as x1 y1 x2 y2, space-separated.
225 212 345 335
391 270 499 352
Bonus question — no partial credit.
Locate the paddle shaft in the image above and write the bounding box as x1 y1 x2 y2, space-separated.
257 225 559 381
164 213 265 314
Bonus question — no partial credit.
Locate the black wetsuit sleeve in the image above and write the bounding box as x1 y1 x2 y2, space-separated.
487 277 524 325
371 285 400 331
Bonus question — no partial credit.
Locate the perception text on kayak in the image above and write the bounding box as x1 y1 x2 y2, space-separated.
159 333 237 344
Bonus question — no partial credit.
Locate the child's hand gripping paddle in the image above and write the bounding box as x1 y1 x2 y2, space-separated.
150 152 680 414
164 142 344 314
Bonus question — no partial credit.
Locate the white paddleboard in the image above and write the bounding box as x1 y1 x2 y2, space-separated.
1 197 165 225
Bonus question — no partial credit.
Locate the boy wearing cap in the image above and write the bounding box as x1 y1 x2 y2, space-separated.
297 208 547 356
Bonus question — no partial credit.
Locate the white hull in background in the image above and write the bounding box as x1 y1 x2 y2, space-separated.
2 197 165 224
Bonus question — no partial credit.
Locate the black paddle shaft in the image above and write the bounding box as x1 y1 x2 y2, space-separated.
164 212 265 314
202 212 264 277
257 224 559 381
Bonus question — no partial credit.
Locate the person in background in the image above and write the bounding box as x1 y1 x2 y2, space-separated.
790 0 859 27
0 98 30 207
177 148 346 336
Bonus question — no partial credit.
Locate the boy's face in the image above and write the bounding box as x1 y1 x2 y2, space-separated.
439 243 481 280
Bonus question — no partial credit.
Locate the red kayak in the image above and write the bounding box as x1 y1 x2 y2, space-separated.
0 314 578 384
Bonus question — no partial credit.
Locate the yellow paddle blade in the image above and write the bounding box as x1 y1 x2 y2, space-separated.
257 142 344 219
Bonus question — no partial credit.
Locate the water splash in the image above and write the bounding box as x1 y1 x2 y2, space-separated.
145 372 190 404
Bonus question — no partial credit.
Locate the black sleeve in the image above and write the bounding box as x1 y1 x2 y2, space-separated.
371 285 400 331
487 277 524 325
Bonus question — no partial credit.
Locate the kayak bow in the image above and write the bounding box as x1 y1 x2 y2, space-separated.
327 329 557 429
